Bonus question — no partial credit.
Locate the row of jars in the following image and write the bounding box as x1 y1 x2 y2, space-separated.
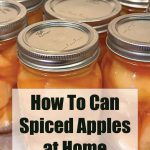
4 0 150 26
0 0 150 149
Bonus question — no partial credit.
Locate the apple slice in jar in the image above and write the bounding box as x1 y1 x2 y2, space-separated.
0 55 11 68
135 73 150 110
0 80 11 109
109 60 136 88
0 100 12 133
17 66 46 88
1 41 17 62
3 75 18 88
45 64 101 88
140 113 150 150
0 55 19 78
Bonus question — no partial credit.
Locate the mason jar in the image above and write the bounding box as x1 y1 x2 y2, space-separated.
102 13 150 150
17 21 102 89
44 0 122 64
0 0 27 132
16 0 44 24
102 13 150 112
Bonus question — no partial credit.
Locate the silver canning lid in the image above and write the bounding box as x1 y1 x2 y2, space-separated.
118 0 148 8
15 0 44 12
0 0 27 41
107 13 150 62
44 0 122 33
17 20 100 72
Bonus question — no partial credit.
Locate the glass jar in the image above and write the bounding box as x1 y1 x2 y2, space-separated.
16 0 44 24
118 0 148 14
102 13 150 149
44 0 122 64
0 0 27 133
17 21 102 89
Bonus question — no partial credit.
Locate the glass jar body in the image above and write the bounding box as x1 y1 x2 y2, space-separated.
0 39 19 132
102 50 150 149
18 62 102 88
102 50 150 114
27 7 43 25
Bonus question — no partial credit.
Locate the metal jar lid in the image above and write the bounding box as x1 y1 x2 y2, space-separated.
44 0 122 34
0 0 27 41
15 0 44 12
118 0 148 8
17 20 100 72
107 13 150 62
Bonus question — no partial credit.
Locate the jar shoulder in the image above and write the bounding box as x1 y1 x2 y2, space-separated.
18 63 102 88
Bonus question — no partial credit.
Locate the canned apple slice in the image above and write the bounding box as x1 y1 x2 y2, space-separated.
0 101 12 133
17 66 46 88
140 113 150 150
45 63 101 88
1 40 18 63
0 80 11 109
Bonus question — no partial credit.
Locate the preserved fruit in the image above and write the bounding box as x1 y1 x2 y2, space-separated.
102 14 150 149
